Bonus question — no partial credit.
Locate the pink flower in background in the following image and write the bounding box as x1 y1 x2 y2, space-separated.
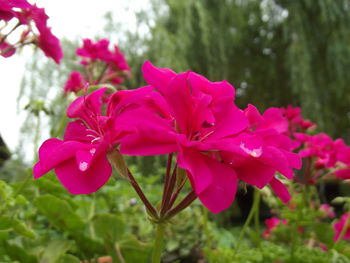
76 38 111 63
263 217 287 238
74 38 130 86
334 212 350 241
37 27 63 64
33 88 129 194
281 105 316 134
64 71 86 93
119 61 248 213
320 204 335 218
0 1 63 63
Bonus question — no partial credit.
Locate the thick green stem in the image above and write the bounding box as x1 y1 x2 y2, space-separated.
151 223 166 263
233 188 261 257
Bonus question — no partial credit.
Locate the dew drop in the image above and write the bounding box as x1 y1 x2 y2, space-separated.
79 161 88 171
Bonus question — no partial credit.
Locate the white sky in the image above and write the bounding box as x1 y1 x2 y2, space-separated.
0 0 149 152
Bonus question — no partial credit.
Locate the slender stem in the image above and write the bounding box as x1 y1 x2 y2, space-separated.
160 166 177 216
164 190 197 220
233 188 261 257
96 64 109 84
254 189 261 232
0 21 21 45
167 177 187 210
151 223 166 263
161 154 173 210
126 169 159 219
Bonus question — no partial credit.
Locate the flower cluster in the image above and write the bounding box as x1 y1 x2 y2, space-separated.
295 132 350 182
0 0 62 63
64 38 130 93
35 61 301 214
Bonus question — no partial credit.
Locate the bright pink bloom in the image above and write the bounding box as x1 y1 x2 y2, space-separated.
220 104 301 203
76 39 111 63
320 204 335 218
119 61 248 213
281 105 316 133
333 212 350 241
64 71 86 93
263 217 287 238
37 26 63 64
34 88 128 194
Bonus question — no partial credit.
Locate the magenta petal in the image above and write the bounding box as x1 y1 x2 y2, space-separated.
120 120 178 156
245 104 263 126
64 120 92 143
142 61 176 94
34 139 89 178
269 177 291 203
235 160 276 188
334 168 350 180
178 148 238 213
67 88 107 119
55 155 112 194
259 146 293 179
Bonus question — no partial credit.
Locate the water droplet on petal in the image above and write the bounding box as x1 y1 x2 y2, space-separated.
90 148 96 155
240 142 262 158
79 161 88 171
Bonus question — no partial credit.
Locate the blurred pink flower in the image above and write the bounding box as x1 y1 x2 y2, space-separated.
320 204 335 218
263 217 287 238
333 212 350 241
64 71 86 93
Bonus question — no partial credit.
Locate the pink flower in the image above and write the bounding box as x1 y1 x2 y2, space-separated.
33 88 128 194
263 217 287 238
281 105 316 133
220 104 301 203
37 26 63 64
64 71 86 93
320 204 335 218
76 39 112 63
333 212 350 241
119 61 248 213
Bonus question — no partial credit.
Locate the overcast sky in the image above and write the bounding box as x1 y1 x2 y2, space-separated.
0 0 149 152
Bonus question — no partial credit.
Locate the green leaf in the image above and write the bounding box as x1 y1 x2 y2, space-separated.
57 254 80 263
4 241 38 263
94 213 126 244
34 194 84 233
119 235 152 263
13 218 37 239
40 239 74 263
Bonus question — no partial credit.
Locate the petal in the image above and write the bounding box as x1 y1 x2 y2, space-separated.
178 148 238 213
33 139 89 179
269 177 291 203
119 114 178 155
67 87 107 119
55 155 112 194
63 120 92 143
235 160 276 188
142 61 176 94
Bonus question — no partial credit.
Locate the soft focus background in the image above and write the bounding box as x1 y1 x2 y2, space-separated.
1 1 350 262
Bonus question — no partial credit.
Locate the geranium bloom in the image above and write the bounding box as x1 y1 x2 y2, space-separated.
220 104 301 203
333 212 350 241
320 204 335 218
34 88 128 194
263 217 287 238
0 1 63 63
119 61 248 213
64 71 86 93
74 38 130 85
